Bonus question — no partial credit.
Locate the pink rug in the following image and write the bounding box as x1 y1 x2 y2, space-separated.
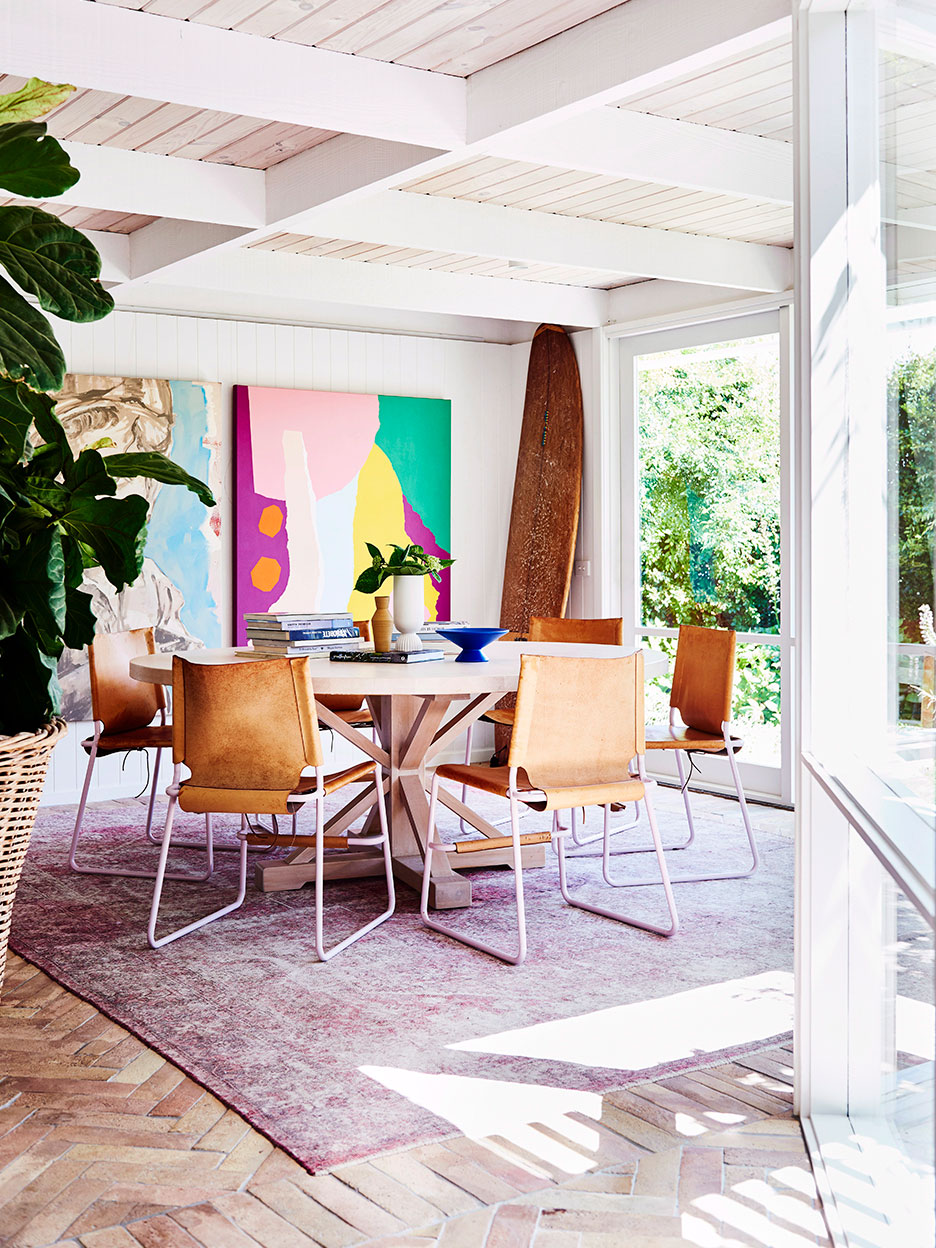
11 786 794 1172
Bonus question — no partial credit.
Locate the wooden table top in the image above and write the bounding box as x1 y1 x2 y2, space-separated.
129 643 668 696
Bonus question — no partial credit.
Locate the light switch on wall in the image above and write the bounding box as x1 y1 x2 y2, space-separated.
574 560 591 576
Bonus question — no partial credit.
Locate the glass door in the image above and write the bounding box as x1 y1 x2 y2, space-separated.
619 310 793 804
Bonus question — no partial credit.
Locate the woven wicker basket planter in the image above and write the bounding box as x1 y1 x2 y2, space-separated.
0 719 67 994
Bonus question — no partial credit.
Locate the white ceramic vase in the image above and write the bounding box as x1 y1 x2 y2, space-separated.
392 574 425 651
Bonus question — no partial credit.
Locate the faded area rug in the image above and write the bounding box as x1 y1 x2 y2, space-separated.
12 785 794 1172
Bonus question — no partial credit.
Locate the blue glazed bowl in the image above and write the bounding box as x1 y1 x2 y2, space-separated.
435 626 509 662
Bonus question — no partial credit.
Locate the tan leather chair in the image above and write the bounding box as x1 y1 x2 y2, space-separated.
640 624 758 882
148 656 393 959
459 616 624 830
69 629 215 882
422 652 678 965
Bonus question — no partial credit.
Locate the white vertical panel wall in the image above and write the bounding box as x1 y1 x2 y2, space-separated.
41 309 525 804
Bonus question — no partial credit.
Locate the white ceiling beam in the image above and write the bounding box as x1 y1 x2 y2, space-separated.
482 109 794 204
3 0 466 149
84 231 129 284
128 221 251 281
466 0 790 142
265 135 446 229
130 247 610 328
60 143 265 229
303 191 793 292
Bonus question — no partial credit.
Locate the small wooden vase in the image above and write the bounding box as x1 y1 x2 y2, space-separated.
371 595 393 652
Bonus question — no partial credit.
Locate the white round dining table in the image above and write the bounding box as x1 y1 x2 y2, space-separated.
130 642 668 909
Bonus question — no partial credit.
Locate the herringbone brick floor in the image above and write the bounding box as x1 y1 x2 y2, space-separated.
0 953 828 1248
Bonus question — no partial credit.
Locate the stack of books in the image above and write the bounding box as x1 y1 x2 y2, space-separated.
237 612 364 658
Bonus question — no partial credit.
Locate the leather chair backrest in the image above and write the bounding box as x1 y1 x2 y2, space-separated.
670 624 736 736
172 656 323 814
528 616 624 645
509 652 644 790
89 628 165 735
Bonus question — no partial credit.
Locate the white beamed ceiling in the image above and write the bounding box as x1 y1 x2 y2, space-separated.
400 157 794 247
2 0 811 334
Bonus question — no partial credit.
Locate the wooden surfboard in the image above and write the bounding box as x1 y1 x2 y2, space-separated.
493 324 583 762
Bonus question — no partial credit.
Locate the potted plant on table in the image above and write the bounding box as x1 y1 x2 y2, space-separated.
355 542 454 651
0 79 215 991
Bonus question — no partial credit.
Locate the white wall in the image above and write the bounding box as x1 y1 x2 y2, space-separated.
42 308 524 804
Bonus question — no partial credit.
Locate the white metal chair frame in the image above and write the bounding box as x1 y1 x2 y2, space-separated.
563 706 759 885
70 713 219 883
71 713 268 871
149 763 394 959
421 758 679 966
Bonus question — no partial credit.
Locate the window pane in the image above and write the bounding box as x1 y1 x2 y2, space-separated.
641 634 780 768
637 335 781 635
881 34 936 828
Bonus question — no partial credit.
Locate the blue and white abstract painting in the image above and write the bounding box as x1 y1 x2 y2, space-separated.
53 376 223 721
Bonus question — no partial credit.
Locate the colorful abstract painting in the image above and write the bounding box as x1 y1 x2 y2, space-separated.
54 376 223 721
234 387 451 643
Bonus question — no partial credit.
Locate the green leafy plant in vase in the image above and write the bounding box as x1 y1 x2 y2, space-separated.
354 542 454 652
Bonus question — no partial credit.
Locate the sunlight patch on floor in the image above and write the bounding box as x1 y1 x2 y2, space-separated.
358 1066 607 1173
446 970 795 1070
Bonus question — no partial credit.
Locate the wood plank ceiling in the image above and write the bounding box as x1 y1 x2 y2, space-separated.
400 157 794 247
91 0 632 76
0 73 336 169
618 36 793 141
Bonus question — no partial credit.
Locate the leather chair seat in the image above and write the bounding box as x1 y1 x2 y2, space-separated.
82 723 173 756
479 708 516 727
292 760 378 797
438 762 644 813
645 724 742 753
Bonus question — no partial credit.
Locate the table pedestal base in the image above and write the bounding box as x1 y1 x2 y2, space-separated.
253 691 546 908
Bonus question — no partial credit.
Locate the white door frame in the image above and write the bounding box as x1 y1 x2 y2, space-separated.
601 306 795 804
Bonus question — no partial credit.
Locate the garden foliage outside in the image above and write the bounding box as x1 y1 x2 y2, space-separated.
638 336 782 759
889 344 936 727
639 333 936 759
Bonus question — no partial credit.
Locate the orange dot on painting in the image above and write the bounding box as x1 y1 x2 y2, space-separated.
258 504 283 537
251 556 281 592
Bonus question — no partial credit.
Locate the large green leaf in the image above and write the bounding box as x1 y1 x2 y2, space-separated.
0 206 113 323
66 447 116 500
0 586 21 640
8 525 66 657
354 565 391 595
32 389 73 471
0 626 60 733
0 121 79 198
0 479 15 531
0 80 75 125
103 452 215 506
60 535 85 588
19 474 68 512
63 584 95 650
59 492 148 590
0 377 52 464
0 273 65 391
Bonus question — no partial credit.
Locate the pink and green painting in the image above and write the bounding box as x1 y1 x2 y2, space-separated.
234 386 451 643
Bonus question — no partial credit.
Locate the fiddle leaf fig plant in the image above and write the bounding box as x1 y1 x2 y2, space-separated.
354 542 454 596
0 80 216 734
